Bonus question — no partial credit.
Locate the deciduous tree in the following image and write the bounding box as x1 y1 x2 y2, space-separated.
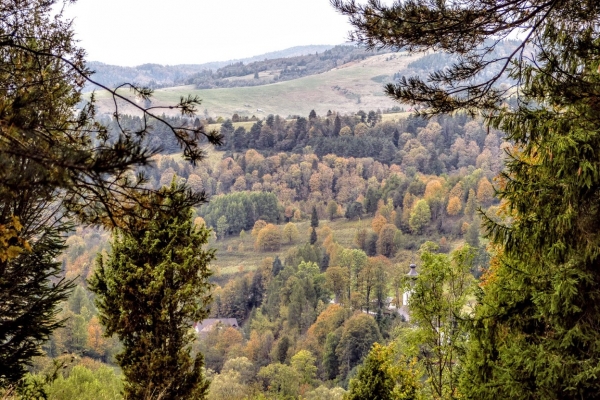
255 224 282 252
409 200 431 234
283 222 300 244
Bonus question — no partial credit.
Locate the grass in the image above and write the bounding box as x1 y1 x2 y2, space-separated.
207 216 375 278
93 52 426 119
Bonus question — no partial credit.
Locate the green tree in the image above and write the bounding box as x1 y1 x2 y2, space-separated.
406 243 475 399
336 313 382 376
46 365 124 400
377 224 398 258
347 343 422 400
0 220 74 382
345 201 363 220
207 370 247 400
283 222 300 244
257 363 300 399
339 249 368 300
463 189 478 218
311 206 320 228
216 215 229 240
333 115 342 137
310 227 318 245
0 0 217 385
291 350 318 386
323 330 342 380
272 256 284 276
274 336 291 363
409 200 431 234
305 386 346 400
89 183 214 399
255 223 282 252
325 266 350 305
327 200 339 220
222 357 255 385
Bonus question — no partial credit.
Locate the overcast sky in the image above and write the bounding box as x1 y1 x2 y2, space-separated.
61 0 354 66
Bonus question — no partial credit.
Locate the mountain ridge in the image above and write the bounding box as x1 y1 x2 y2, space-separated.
85 44 340 92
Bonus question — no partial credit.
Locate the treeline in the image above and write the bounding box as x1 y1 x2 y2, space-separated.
107 109 505 173
220 111 504 173
84 45 338 91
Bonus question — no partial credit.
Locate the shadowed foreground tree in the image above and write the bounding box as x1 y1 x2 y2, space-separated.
0 215 73 383
333 0 600 397
89 183 214 399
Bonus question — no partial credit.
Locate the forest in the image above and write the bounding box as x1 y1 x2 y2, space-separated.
34 110 497 399
3 0 600 399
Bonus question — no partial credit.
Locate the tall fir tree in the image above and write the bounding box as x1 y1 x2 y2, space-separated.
89 183 214 399
333 115 342 137
311 206 319 229
310 228 318 246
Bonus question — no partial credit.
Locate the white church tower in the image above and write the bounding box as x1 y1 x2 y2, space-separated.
403 262 419 306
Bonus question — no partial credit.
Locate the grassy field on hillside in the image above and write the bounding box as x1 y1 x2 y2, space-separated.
93 52 425 119
206 214 463 279
208 217 374 276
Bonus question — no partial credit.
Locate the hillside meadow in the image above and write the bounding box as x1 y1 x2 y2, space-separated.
92 52 423 118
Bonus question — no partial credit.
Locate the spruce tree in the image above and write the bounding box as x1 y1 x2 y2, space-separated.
346 343 422 400
332 0 600 397
0 221 73 383
333 115 342 137
89 183 214 399
310 228 318 246
272 256 284 276
311 206 319 229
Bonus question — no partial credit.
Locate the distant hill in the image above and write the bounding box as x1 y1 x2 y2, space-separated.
92 52 417 118
91 40 518 118
85 44 338 92
182 45 390 89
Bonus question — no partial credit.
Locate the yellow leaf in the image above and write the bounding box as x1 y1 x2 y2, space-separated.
11 216 22 232
6 246 22 259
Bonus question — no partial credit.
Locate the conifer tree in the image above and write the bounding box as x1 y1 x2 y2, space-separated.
310 228 318 246
333 115 342 137
0 219 73 383
311 206 319 229
89 183 214 399
332 0 600 397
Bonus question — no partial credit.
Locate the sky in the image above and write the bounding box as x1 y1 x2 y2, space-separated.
61 0 354 66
